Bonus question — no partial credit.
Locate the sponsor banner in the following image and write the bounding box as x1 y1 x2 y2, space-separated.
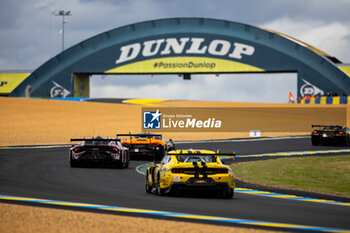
300 79 324 97
105 35 265 74
106 57 264 74
142 107 346 132
50 81 71 98
338 65 350 77
0 73 29 94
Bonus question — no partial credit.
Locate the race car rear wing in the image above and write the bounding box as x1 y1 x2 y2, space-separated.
167 151 236 165
167 151 236 156
70 138 120 142
312 125 329 128
312 125 342 128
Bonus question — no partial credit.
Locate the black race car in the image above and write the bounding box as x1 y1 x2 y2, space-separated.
311 125 350 146
69 137 130 168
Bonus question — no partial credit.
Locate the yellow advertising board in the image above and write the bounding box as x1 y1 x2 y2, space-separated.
339 66 350 77
106 57 264 74
0 73 29 95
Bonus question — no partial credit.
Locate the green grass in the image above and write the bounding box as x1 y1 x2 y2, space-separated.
231 155 350 198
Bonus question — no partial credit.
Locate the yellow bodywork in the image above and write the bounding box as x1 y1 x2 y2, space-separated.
121 137 166 146
146 149 235 196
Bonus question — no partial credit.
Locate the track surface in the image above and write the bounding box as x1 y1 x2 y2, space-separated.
1 138 350 231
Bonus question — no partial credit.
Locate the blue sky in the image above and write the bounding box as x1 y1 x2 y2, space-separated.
1 0 349 102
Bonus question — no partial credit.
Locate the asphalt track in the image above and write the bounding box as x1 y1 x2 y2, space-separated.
1 137 350 232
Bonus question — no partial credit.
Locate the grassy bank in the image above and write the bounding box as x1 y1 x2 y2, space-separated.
232 155 350 198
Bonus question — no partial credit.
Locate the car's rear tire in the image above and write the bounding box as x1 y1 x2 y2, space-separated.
344 135 350 146
156 172 165 196
145 183 152 193
173 187 181 197
145 171 152 193
70 161 79 167
157 186 166 196
124 151 130 168
69 152 79 167
123 155 129 168
222 188 234 199
112 161 122 168
154 145 165 163
311 138 319 146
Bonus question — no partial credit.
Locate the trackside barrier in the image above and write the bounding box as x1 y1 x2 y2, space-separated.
295 96 350 104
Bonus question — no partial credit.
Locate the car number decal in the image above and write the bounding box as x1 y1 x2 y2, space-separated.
173 175 180 182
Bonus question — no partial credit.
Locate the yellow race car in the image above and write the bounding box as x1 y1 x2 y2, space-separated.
145 149 236 198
